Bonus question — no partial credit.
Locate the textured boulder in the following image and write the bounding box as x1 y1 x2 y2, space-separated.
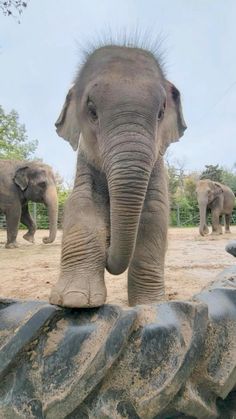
0 269 236 418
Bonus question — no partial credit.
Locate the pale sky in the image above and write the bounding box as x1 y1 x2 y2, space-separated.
1 0 236 182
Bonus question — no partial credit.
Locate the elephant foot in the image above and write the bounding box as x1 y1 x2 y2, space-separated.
49 273 107 308
50 290 106 308
211 232 220 236
225 230 231 234
199 226 209 236
23 233 35 243
5 241 18 249
43 237 53 244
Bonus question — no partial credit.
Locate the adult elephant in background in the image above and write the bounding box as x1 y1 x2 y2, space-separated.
196 179 235 236
50 43 187 309
0 160 58 248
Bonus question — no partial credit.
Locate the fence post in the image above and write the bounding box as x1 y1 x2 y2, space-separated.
176 204 180 227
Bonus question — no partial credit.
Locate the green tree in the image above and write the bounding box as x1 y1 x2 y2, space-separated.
184 174 198 209
221 168 236 194
167 164 179 206
200 164 223 182
0 105 38 159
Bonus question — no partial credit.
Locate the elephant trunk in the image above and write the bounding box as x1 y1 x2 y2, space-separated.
199 200 208 236
43 184 58 243
105 135 154 275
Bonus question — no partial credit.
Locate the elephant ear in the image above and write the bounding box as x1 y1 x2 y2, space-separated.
213 182 223 196
14 167 29 191
55 84 80 151
159 81 187 155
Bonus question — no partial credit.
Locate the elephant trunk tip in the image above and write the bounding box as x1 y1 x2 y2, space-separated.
106 250 129 275
43 235 56 244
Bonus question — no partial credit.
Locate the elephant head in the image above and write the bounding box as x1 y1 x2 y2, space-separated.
55 45 186 274
14 163 58 243
196 179 223 236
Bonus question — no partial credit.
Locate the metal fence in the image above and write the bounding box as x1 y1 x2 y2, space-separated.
170 206 236 227
1 203 236 229
0 202 64 229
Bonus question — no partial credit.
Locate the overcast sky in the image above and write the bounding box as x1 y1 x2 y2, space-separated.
1 0 235 182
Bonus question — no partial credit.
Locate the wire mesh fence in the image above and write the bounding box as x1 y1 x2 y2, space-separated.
170 206 236 227
0 203 236 230
170 206 200 227
0 202 65 230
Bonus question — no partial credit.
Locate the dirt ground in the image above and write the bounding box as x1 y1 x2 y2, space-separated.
0 227 235 306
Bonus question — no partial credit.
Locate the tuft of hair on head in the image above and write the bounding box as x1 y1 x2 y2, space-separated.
75 26 167 76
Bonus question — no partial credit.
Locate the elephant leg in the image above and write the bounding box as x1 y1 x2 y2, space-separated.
5 205 21 248
225 214 231 233
203 210 210 234
50 159 108 308
211 210 222 235
128 159 168 306
21 203 36 243
202 224 209 235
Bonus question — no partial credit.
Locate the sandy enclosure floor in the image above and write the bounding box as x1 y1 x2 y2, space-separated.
0 227 235 306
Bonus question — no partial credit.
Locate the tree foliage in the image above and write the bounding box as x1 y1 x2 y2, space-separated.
221 169 236 194
199 164 236 194
0 0 28 21
0 105 38 159
200 164 223 182
167 164 179 205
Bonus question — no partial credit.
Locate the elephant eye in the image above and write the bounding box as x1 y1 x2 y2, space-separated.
157 108 164 121
87 99 98 122
38 181 46 188
157 101 166 121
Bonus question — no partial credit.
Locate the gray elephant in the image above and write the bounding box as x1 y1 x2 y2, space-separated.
50 43 186 308
196 179 235 236
0 160 58 248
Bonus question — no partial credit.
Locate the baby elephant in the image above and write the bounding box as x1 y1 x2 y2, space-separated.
50 43 186 308
0 160 58 248
196 179 235 236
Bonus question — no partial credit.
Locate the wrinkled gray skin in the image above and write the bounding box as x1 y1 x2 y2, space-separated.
50 45 186 308
196 179 235 236
0 160 58 248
